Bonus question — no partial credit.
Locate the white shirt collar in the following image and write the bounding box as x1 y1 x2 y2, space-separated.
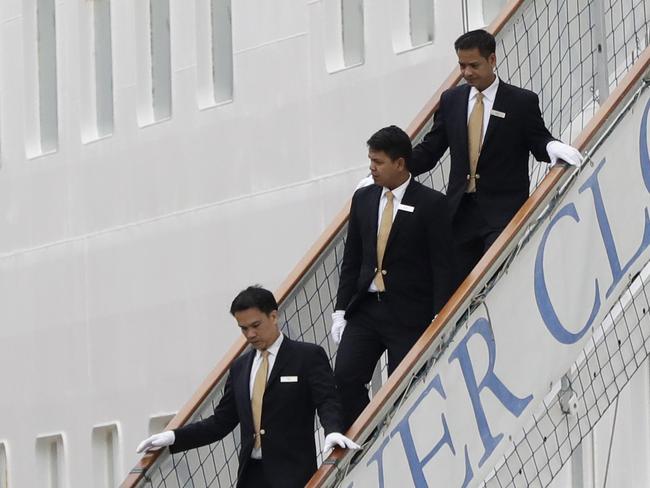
381 174 411 202
256 333 283 359
469 76 499 103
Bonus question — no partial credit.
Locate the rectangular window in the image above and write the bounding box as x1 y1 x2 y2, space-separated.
136 0 172 125
149 413 176 435
482 0 507 26
80 0 114 141
409 0 434 47
324 0 365 73
463 0 507 30
341 0 365 67
197 0 234 108
24 0 59 156
0 442 7 488
151 0 172 121
93 0 114 135
38 0 58 153
36 435 66 488
92 424 120 488
391 0 434 53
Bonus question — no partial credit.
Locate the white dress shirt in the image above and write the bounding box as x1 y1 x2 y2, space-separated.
249 333 284 459
467 76 499 141
368 175 411 292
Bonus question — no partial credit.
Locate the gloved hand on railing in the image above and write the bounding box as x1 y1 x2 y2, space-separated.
136 431 175 453
323 432 361 452
331 311 347 345
546 140 583 167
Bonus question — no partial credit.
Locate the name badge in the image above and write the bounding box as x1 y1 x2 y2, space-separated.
491 109 506 119
280 376 298 383
398 204 415 213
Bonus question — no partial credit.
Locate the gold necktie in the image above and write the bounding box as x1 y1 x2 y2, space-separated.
374 191 394 291
252 350 269 449
467 92 484 193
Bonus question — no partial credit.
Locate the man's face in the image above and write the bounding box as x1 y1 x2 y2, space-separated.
369 149 405 189
457 47 496 91
235 308 280 351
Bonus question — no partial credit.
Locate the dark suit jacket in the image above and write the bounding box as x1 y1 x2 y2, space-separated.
410 80 556 229
170 336 343 488
335 179 453 328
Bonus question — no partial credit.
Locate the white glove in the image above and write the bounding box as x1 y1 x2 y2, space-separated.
324 432 361 452
546 140 583 167
136 431 175 453
331 311 347 345
355 175 374 190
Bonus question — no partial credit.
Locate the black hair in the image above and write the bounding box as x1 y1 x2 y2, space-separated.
366 125 412 166
454 29 496 59
230 285 278 315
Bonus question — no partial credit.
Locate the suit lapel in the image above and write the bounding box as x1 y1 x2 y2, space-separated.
372 186 382 238
365 185 382 249
456 85 471 167
480 80 507 156
385 179 417 252
237 349 256 425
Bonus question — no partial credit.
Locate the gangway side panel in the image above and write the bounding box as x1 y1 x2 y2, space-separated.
338 66 650 488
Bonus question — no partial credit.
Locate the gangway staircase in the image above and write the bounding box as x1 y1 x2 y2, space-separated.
122 0 650 486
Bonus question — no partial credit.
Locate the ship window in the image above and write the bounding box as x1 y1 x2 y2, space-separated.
464 0 507 29
409 0 434 47
149 413 176 435
392 0 434 53
150 0 172 121
81 0 114 141
36 434 66 488
482 0 507 25
198 0 233 108
342 0 365 67
0 442 7 488
324 0 365 73
24 0 59 157
38 0 59 153
137 0 172 125
92 424 120 488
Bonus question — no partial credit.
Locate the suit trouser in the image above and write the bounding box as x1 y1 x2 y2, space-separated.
334 294 426 431
239 459 272 488
452 193 502 286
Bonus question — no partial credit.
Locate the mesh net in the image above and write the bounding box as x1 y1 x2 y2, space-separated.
482 258 650 488
131 0 650 486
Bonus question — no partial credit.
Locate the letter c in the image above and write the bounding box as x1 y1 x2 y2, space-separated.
534 203 601 344
639 98 650 193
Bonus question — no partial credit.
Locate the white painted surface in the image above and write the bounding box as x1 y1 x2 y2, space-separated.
0 0 467 485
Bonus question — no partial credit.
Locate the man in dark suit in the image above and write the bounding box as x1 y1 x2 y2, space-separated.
137 286 358 488
332 126 454 430
409 29 582 283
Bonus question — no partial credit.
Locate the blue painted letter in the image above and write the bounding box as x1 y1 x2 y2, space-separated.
639 98 650 193
578 158 650 297
366 436 391 488
389 374 456 487
535 203 601 344
449 317 533 467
